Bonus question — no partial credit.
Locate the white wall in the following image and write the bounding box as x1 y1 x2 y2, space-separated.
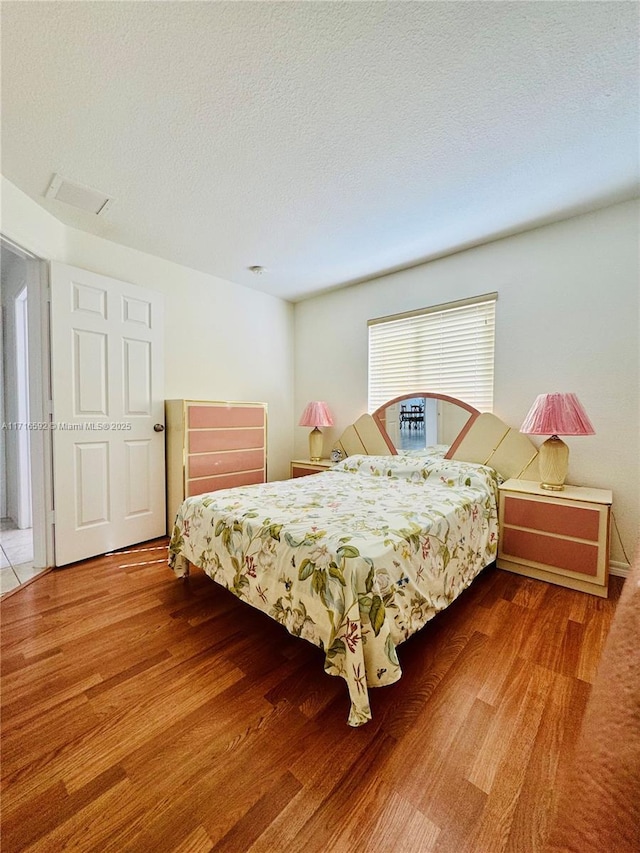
294 200 640 564
1 176 295 481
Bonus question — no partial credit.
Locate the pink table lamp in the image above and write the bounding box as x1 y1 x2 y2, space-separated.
520 393 595 490
299 401 334 461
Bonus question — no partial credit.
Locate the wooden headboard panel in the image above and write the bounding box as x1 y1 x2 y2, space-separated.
332 413 396 458
446 412 539 481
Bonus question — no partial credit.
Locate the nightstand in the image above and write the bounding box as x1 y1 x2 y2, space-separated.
497 479 612 598
290 459 332 478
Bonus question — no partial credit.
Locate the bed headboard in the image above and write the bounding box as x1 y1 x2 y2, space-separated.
333 393 539 482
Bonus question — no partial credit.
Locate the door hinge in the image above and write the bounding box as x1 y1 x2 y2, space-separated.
48 511 56 525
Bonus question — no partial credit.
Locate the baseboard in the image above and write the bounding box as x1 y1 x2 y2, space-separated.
610 560 631 579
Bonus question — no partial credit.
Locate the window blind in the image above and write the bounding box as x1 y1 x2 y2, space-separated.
368 294 496 413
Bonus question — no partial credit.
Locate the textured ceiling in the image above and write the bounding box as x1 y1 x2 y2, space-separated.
1 2 638 301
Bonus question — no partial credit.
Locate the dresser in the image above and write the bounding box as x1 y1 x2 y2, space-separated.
497 479 612 597
165 399 267 533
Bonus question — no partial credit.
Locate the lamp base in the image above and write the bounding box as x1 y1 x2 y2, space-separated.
538 435 569 491
309 427 323 462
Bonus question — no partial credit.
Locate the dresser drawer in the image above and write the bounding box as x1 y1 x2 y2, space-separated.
503 495 600 541
188 428 265 453
500 527 599 577
290 460 331 478
291 464 323 478
188 448 264 479
187 469 264 497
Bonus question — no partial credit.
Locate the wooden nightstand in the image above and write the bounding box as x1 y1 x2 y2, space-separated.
497 479 612 598
290 459 332 478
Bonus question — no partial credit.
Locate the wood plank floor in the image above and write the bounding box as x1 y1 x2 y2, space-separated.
1 539 622 853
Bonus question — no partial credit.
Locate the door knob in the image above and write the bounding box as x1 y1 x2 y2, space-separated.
153 424 165 432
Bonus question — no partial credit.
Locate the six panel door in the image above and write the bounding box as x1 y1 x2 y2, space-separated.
50 262 165 565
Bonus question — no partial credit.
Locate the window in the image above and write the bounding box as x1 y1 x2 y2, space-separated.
368 293 497 413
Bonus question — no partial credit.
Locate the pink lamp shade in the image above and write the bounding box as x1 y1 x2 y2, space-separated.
520 393 595 436
298 401 334 428
520 393 594 491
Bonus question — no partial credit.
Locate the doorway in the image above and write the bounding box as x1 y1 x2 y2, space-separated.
0 239 53 595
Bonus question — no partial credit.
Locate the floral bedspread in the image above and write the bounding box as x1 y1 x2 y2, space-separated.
168 454 499 726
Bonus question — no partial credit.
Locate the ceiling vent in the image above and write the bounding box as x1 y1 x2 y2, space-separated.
45 173 114 215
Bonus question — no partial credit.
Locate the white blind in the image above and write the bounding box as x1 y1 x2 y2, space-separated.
368 294 496 413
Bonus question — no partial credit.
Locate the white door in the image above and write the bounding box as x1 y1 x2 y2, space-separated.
50 262 165 565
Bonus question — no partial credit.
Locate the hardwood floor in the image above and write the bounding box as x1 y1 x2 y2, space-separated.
0 539 622 853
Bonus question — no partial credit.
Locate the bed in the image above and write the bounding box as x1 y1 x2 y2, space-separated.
168 393 539 726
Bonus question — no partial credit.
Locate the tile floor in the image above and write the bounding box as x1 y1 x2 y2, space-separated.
0 518 46 596
397 427 429 452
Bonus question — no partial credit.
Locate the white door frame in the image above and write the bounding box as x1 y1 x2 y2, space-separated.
14 285 32 528
0 235 54 569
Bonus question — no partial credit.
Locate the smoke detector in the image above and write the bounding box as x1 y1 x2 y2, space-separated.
248 265 265 275
45 173 114 216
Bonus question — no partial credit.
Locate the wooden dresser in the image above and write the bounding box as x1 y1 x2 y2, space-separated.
165 399 267 533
